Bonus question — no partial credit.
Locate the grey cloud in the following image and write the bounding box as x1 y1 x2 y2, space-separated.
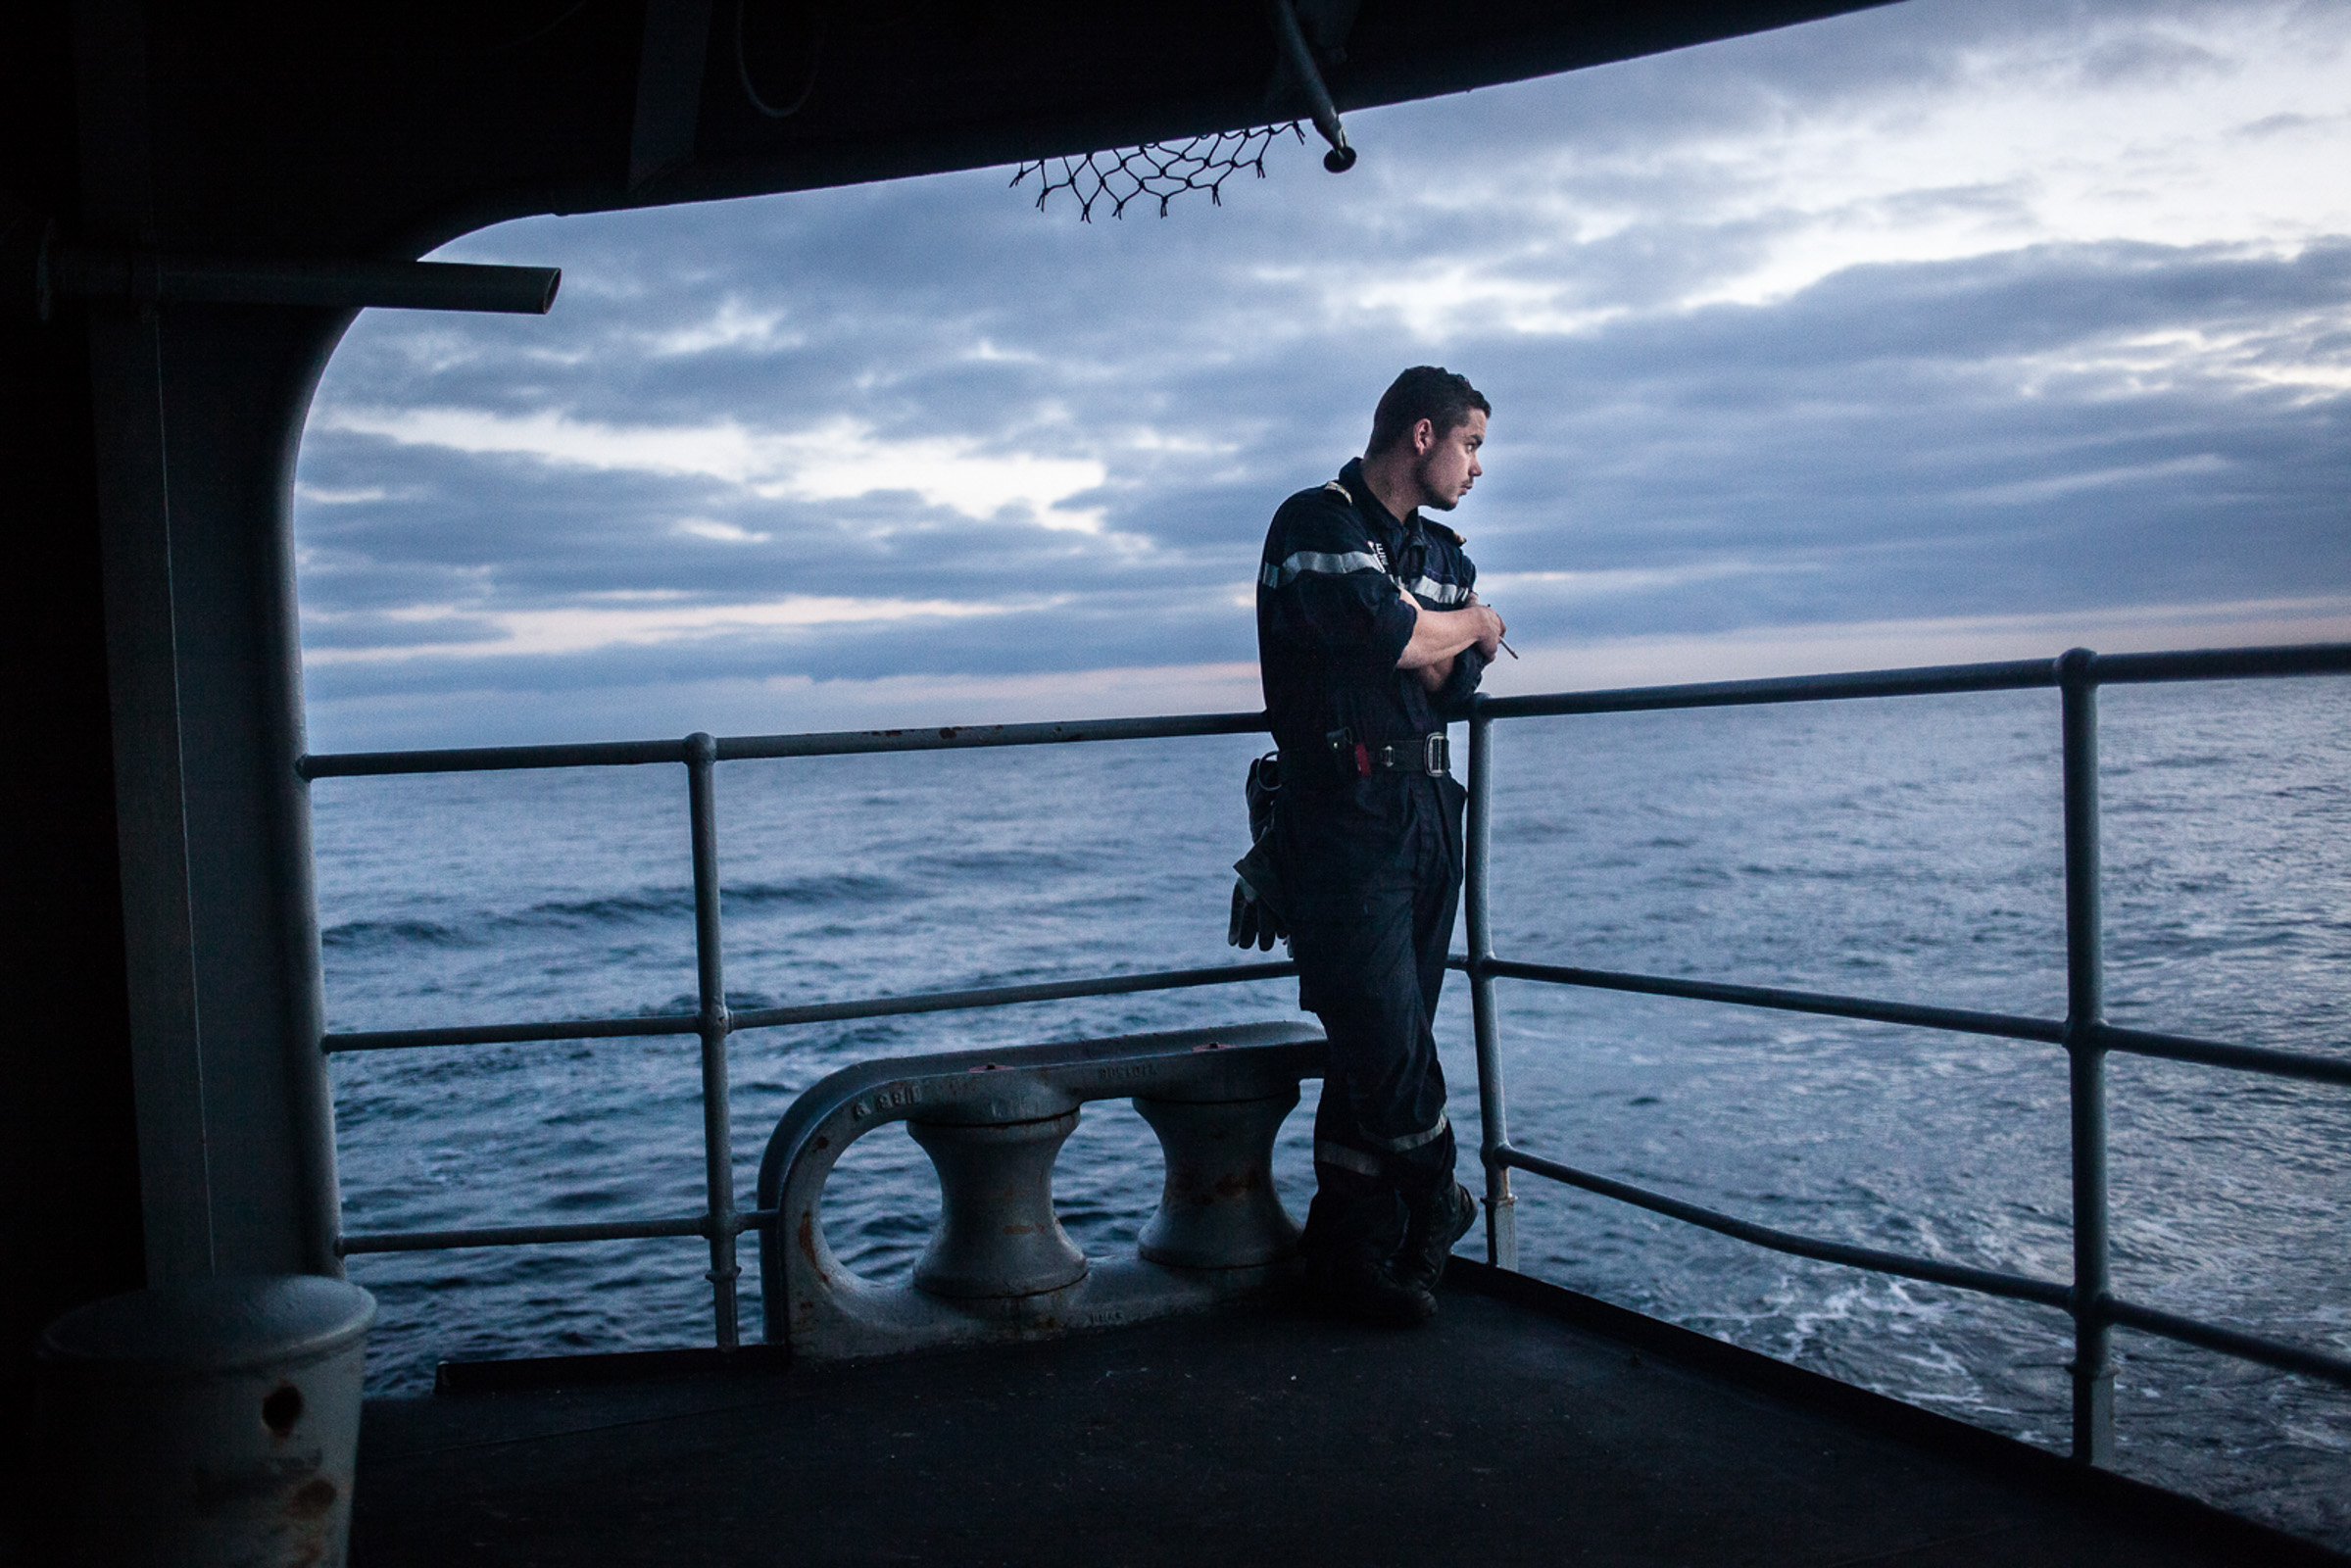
302 612 512 651
301 235 2348 664
303 591 1251 706
2074 31 2230 88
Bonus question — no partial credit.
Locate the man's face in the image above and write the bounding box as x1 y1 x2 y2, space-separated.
1412 410 1486 512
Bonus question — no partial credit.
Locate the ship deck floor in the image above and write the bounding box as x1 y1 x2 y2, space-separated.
353 1263 2331 1567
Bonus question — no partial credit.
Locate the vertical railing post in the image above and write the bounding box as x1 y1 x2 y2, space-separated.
1464 706 1517 1270
684 733 740 1350
2058 650 2113 1464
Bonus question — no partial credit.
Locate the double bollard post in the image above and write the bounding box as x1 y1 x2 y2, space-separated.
757 1023 1324 1360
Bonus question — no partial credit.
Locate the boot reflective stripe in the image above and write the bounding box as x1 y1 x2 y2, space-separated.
1261 550 1387 588
1313 1141 1382 1177
1371 1111 1449 1154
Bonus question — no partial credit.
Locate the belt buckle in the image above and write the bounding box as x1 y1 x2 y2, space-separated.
1423 732 1448 775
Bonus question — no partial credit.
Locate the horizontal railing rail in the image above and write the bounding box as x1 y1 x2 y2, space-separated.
308 641 2351 1451
301 710 1270 779
295 643 2351 782
339 1210 775 1255
1475 642 2351 723
1462 956 2068 1046
1490 1144 2351 1391
2091 1022 2351 1087
322 960 1298 1054
1443 958 2351 1086
1495 1143 2076 1309
2103 1298 2351 1388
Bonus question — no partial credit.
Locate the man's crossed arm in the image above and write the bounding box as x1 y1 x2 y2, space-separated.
1397 594 1506 690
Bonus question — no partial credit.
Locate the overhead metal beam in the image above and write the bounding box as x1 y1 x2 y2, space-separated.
44 246 561 317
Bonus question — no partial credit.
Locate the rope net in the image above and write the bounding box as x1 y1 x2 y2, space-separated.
1011 123 1305 220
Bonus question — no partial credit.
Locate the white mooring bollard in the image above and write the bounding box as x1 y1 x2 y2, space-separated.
38 1274 375 1568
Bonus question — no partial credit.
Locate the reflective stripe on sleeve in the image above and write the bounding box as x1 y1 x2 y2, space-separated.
1260 550 1389 589
1403 575 1471 606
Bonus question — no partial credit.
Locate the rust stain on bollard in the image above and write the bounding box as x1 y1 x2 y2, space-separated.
798 1212 824 1270
287 1477 340 1519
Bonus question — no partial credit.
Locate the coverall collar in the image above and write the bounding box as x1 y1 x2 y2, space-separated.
1337 457 1426 554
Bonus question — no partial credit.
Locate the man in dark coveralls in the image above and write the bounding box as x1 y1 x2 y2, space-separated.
1253 367 1507 1326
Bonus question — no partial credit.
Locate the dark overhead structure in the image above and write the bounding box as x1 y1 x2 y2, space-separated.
0 0 1896 1410
10 2 1891 254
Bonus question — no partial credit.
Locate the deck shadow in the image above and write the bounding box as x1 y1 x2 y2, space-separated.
353 1265 2340 1567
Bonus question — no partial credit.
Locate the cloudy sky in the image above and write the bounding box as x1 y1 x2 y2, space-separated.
293 0 2351 753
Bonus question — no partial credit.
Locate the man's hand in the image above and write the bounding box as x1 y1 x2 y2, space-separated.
1397 599 1505 670
1467 592 1506 660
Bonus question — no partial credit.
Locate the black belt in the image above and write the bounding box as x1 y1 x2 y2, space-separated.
1329 729 1450 778
1374 733 1451 775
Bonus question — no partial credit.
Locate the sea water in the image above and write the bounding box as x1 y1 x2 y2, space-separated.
317 676 2351 1546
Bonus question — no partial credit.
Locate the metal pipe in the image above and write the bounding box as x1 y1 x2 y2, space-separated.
1477 959 2069 1047
52 243 562 315
1478 658 2061 721
1497 1145 2073 1310
1463 709 1516 1269
339 1215 709 1253
297 641 2351 782
2059 648 2115 1466
323 1011 698 1054
1452 959 2350 1086
337 1208 779 1255
713 710 1269 762
301 736 690 779
2095 1022 2351 1087
301 710 1267 779
272 498 345 1281
323 961 1301 1054
725 961 1299 1032
1269 0 1357 172
2104 1296 2351 1392
1475 643 2350 721
2091 643 2351 684
685 734 741 1351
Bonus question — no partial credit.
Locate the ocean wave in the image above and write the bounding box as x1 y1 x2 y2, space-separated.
508 890 694 926
333 881 924 951
725 873 910 907
907 848 1102 878
321 916 475 949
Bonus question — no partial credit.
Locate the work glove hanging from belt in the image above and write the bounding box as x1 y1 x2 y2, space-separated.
1227 752 1294 952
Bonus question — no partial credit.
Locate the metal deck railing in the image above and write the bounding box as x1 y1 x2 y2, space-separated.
302 642 2351 1463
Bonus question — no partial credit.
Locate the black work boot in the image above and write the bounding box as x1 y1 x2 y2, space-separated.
1300 1175 1437 1329
1396 1180 1479 1295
